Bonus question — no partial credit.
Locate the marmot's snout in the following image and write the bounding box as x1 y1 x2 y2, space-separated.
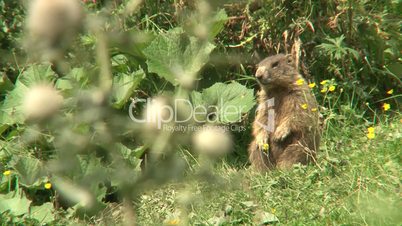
255 66 271 85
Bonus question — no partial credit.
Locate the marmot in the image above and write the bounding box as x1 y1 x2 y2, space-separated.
248 54 320 170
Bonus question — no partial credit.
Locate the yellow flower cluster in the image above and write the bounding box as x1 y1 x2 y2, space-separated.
3 170 11 176
318 79 336 93
320 80 329 85
44 182 52 189
300 103 318 112
263 143 269 151
382 103 391 111
295 79 305 86
367 127 375 139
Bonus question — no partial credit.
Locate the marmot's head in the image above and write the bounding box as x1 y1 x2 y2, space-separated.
255 54 299 88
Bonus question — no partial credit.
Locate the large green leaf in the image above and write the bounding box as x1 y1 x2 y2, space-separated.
0 191 31 216
112 69 144 109
143 28 215 85
209 9 228 40
0 64 57 124
10 155 45 187
115 143 143 167
30 202 55 224
55 67 88 94
190 82 255 123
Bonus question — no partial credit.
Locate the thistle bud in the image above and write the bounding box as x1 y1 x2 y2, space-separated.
192 126 232 156
23 84 63 120
142 97 173 130
26 0 83 60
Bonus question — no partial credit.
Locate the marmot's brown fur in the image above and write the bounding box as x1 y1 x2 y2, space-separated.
248 54 320 170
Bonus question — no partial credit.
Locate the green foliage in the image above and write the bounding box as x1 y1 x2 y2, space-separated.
10 156 45 187
0 0 400 225
29 202 55 224
112 69 144 108
137 120 401 225
143 28 216 85
317 35 359 61
0 191 31 216
191 82 255 123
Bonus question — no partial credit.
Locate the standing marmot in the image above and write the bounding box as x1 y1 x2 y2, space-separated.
248 54 320 170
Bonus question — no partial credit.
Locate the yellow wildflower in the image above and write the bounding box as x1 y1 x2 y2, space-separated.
295 79 304 86
3 170 11 176
367 132 375 139
308 82 316 88
328 85 336 92
301 104 308 109
263 143 269 151
311 108 317 112
367 127 375 139
382 103 390 111
386 89 393 95
166 219 180 225
44 182 52 189
320 87 328 93
320 80 329 85
271 208 276 214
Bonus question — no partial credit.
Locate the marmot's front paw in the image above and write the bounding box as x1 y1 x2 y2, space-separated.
273 125 290 142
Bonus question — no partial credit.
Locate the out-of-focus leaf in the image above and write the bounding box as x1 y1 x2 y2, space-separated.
112 54 130 73
10 155 45 187
30 202 55 224
109 30 155 60
0 191 31 216
115 143 143 168
112 69 144 109
191 82 255 123
209 9 228 39
143 28 215 85
56 68 88 93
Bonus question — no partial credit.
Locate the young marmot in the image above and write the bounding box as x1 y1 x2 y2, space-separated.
248 54 321 170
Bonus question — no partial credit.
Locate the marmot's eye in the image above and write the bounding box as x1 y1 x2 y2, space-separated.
272 62 279 68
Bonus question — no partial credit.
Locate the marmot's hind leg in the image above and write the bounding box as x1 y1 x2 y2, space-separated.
276 144 313 169
248 140 274 171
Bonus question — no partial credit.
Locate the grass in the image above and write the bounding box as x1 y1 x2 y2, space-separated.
130 116 401 225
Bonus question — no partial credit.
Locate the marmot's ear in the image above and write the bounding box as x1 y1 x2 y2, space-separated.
285 54 294 64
